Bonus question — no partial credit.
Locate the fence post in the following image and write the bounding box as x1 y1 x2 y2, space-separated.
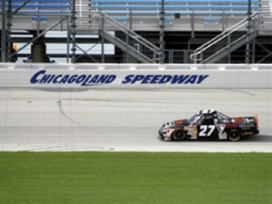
245 0 252 64
190 12 195 38
67 16 70 63
159 0 165 64
101 13 105 63
71 0 77 63
1 0 7 62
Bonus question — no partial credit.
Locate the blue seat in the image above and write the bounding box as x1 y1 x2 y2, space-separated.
8 5 70 9
31 17 48 21
92 0 258 3
0 0 71 26
204 17 219 22
94 10 249 16
91 0 259 18
113 17 128 21
164 17 175 22
0 0 71 12
92 5 259 11
17 11 70 14
11 0 70 2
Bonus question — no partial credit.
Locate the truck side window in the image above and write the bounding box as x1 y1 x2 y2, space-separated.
202 114 214 125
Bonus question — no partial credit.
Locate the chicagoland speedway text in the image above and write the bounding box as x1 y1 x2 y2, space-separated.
30 70 209 86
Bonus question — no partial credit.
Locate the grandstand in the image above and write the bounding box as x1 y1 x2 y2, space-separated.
92 0 259 30
0 0 272 63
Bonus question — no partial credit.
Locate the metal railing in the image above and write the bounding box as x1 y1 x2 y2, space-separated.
1 13 71 62
165 49 193 63
190 12 260 63
94 12 161 63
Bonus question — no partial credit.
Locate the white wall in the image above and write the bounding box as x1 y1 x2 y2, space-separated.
0 63 271 89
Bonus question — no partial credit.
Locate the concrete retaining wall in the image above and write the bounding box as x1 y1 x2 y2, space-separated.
0 63 271 89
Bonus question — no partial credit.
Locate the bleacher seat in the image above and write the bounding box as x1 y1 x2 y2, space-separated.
0 0 71 25
31 17 48 22
91 0 259 20
203 17 219 23
0 0 70 22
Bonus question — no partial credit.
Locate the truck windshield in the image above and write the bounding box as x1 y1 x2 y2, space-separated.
188 114 198 124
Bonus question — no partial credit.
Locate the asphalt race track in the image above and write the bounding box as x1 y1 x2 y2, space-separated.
0 88 271 152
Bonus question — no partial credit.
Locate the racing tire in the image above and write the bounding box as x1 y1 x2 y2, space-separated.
172 129 186 141
228 131 241 142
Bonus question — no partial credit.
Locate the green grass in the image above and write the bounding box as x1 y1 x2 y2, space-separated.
0 152 271 204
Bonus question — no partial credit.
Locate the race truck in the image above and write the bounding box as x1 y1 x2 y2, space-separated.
159 109 259 142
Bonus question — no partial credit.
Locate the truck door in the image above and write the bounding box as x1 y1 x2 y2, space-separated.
197 114 217 138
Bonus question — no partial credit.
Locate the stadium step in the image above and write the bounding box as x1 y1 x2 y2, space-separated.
259 0 272 31
202 32 257 63
191 12 259 63
74 0 92 28
95 12 160 63
100 31 155 63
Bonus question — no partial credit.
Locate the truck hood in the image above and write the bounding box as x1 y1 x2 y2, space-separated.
162 119 188 129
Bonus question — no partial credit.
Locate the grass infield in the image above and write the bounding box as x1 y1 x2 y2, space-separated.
0 152 271 204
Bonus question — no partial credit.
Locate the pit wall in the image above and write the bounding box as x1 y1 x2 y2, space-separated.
0 63 271 89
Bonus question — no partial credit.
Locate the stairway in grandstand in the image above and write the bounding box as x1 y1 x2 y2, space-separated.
90 0 263 63
190 0 272 63
91 0 260 32
1 0 261 31
2 0 272 63
0 0 160 63
74 0 92 29
259 0 272 33
69 0 161 63
94 12 161 63
190 13 258 63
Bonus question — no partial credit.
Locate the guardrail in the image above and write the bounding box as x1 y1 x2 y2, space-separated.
0 63 272 70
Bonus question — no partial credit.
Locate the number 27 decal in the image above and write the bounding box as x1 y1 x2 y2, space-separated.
199 125 215 137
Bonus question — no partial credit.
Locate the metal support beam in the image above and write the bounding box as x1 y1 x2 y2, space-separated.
251 17 256 63
190 12 195 39
6 0 12 61
252 37 256 63
126 11 133 63
222 12 225 31
66 16 70 63
126 12 133 63
75 44 98 62
159 0 165 64
75 41 101 62
11 37 102 44
1 0 7 62
245 0 252 64
101 13 105 63
257 53 272 63
125 32 129 63
71 0 77 63
13 0 31 15
227 33 231 63
100 31 154 63
202 32 255 63
256 41 272 54
10 17 68 58
96 12 159 63
256 41 272 63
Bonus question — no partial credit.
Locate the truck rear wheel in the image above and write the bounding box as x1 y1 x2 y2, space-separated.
229 131 241 142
